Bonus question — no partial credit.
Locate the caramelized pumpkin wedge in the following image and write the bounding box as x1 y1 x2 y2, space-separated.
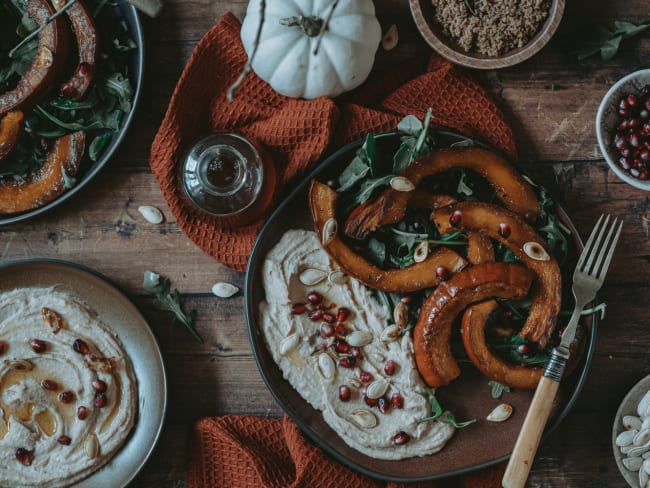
309 180 467 293
0 111 24 161
0 0 69 116
53 0 99 99
0 131 85 215
462 300 542 390
433 202 561 348
413 262 534 388
343 147 540 239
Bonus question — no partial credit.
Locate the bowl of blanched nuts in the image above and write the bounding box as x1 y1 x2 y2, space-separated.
596 69 650 191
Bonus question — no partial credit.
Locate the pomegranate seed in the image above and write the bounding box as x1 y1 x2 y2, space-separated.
391 393 405 409
94 392 108 408
291 303 307 315
619 97 629 110
631 168 641 178
497 222 511 238
320 323 335 338
631 133 641 148
641 170 649 180
359 371 373 383
77 406 88 420
641 109 650 120
620 147 631 158
384 360 397 376
449 210 462 227
31 339 47 353
92 379 107 393
378 397 391 414
629 118 641 129
41 379 58 391
78 62 91 76
60 84 76 98
393 431 410 445
619 157 632 170
523 211 537 224
618 120 628 131
57 435 71 445
336 307 350 322
59 391 74 404
73 339 90 355
309 309 325 321
400 295 413 304
335 323 348 336
334 338 349 354
641 150 650 163
364 395 378 407
0 340 6 355
338 385 352 402
628 94 638 107
338 357 356 368
326 179 336 187
307 292 322 305
322 312 335 324
15 448 34 466
619 108 631 118
40 137 49 152
516 343 531 355
435 266 449 281
615 136 628 149
349 346 362 358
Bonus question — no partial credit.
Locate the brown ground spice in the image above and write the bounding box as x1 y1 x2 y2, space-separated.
431 0 551 56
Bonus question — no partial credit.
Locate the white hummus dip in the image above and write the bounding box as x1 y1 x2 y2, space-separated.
260 230 454 460
0 288 137 487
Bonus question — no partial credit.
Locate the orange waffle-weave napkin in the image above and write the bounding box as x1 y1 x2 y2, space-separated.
149 12 516 273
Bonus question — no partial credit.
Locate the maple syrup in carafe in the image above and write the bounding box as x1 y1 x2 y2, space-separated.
181 133 276 227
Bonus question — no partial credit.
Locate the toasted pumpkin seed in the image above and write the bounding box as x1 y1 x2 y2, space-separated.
350 409 378 429
523 242 550 261
280 334 300 355
299 268 327 286
486 403 513 422
211 282 239 298
390 176 415 192
347 331 373 347
323 218 338 245
84 433 99 459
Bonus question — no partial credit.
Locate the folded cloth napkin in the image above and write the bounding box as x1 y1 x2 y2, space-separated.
149 12 516 272
188 415 507 488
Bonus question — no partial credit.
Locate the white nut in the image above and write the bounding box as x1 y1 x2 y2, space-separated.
347 331 373 348
413 241 429 263
523 242 550 261
623 456 643 471
138 205 164 224
366 379 390 400
380 324 401 343
280 333 300 355
211 282 239 298
328 270 348 285
624 415 643 431
617 429 639 447
390 176 415 192
350 409 377 429
635 429 650 447
486 403 513 422
318 353 335 381
299 268 327 286
84 433 99 459
322 218 337 245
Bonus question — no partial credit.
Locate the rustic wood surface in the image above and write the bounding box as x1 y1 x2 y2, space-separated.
1 0 649 486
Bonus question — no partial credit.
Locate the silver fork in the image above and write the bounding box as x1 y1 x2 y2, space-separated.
503 214 623 488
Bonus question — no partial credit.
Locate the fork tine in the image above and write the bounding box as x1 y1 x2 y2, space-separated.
584 214 610 273
591 217 618 276
597 219 623 281
576 214 604 270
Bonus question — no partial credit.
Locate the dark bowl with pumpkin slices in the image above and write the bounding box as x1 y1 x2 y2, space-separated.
0 0 143 225
245 130 597 482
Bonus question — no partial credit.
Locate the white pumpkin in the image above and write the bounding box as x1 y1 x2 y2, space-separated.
240 0 382 99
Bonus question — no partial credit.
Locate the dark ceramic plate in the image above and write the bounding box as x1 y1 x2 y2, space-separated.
0 1 144 226
245 131 596 482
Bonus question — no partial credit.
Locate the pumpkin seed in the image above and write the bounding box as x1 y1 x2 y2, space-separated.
382 24 398 51
84 433 99 459
380 324 401 343
138 205 164 224
486 403 513 422
639 392 650 418
627 441 650 457
390 176 415 192
347 331 373 347
322 218 338 245
522 242 550 261
617 429 639 447
280 334 300 355
644 458 650 475
36 47 53 68
299 268 327 286
3 359 33 371
393 302 408 330
642 416 650 431
42 307 65 333
366 379 390 400
623 456 643 471
413 241 429 263
318 353 335 381
634 429 650 447
211 282 239 298
641 466 649 487
328 270 348 285
624 415 643 431
350 409 377 429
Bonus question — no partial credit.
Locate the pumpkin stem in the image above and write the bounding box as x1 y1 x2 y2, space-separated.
279 16 323 37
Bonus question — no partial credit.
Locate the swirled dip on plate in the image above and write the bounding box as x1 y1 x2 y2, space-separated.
259 230 454 460
0 288 137 487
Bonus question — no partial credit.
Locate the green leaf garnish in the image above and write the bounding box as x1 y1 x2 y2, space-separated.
577 19 650 61
488 380 511 399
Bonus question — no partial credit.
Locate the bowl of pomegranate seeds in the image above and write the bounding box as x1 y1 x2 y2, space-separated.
596 69 650 190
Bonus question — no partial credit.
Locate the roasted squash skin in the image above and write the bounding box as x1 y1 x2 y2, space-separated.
433 201 562 348
413 262 534 388
0 131 85 215
0 0 69 116
0 112 24 161
309 180 468 293
343 147 540 239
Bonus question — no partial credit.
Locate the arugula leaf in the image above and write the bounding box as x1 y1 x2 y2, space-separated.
577 19 650 61
350 174 395 206
103 73 134 112
366 237 386 266
143 270 203 343
89 133 112 162
419 388 475 428
488 380 511 399
397 114 423 136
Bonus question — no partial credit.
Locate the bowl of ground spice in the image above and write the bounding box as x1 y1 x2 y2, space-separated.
409 0 565 69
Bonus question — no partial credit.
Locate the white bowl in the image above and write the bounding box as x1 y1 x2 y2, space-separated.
596 68 650 191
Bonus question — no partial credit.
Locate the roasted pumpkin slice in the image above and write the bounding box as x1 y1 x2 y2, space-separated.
0 111 24 161
309 180 467 293
433 201 561 348
343 147 540 239
53 0 99 100
0 131 85 215
462 300 542 390
413 262 534 388
0 0 69 116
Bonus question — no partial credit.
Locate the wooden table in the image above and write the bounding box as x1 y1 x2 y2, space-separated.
2 1 648 486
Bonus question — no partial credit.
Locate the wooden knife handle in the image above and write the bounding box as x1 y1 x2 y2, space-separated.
502 375 560 488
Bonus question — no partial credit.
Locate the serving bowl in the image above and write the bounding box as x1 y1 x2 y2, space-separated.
409 0 565 69
0 0 144 225
596 69 650 192
612 375 650 487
